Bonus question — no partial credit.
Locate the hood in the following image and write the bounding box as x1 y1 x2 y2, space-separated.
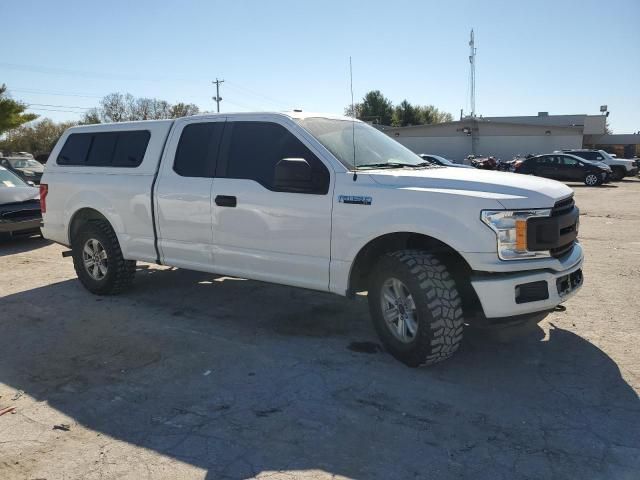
368 167 573 210
0 184 40 205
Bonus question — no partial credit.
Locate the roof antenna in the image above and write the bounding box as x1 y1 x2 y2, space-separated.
350 56 357 181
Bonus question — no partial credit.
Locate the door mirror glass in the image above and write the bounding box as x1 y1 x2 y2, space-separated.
274 158 312 191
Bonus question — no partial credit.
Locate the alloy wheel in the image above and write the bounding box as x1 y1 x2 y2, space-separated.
83 238 108 280
380 277 418 343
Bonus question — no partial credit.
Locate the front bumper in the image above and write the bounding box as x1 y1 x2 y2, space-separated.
625 167 639 177
0 217 42 235
470 247 584 318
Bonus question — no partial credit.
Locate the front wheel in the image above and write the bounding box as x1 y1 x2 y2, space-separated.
368 251 464 367
584 173 601 186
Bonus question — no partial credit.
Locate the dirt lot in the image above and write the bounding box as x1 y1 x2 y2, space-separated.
1 179 639 480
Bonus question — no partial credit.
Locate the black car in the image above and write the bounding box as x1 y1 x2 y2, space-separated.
514 153 611 186
0 166 42 240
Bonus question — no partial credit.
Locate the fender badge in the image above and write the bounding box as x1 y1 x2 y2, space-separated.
339 195 372 205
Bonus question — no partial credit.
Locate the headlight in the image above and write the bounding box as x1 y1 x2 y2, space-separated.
481 209 552 260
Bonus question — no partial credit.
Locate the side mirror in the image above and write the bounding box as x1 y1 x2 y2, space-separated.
274 158 312 191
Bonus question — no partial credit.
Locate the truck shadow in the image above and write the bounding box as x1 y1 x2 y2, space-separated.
0 235 51 257
0 267 638 479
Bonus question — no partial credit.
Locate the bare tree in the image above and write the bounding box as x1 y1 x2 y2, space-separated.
82 92 200 124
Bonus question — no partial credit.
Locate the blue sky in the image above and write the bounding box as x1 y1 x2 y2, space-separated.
2 0 639 132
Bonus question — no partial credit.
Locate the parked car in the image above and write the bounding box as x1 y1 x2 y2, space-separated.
0 154 44 184
515 153 611 186
41 113 583 367
470 156 498 170
561 149 638 180
418 154 473 168
0 166 42 240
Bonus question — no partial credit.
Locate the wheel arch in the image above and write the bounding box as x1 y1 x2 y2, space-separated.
347 231 482 314
68 207 112 247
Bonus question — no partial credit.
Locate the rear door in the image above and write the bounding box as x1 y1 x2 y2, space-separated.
155 117 225 268
535 155 557 178
211 117 333 291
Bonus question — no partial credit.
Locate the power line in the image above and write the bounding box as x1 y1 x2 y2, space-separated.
225 81 291 109
27 108 85 114
10 87 103 98
27 103 91 110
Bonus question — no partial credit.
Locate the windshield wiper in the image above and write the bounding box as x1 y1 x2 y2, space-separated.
357 162 435 169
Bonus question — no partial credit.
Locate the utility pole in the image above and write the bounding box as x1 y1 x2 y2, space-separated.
212 78 224 113
469 29 476 118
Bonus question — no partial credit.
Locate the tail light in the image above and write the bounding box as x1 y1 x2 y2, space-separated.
39 183 48 213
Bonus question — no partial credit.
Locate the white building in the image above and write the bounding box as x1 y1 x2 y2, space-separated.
380 112 609 162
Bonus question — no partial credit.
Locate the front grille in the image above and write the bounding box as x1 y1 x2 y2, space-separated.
550 196 577 258
551 195 574 217
0 199 42 222
527 195 578 258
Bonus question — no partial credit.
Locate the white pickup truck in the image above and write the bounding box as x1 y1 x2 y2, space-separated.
41 112 584 366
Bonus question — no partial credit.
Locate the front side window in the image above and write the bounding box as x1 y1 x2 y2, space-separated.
571 151 598 161
224 121 329 194
562 156 579 166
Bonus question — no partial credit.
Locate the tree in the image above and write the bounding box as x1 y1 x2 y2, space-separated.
414 105 453 124
0 118 77 155
81 92 200 124
344 90 453 126
392 100 420 127
0 84 38 135
345 90 394 125
170 102 200 118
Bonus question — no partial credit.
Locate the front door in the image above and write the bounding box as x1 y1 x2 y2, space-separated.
155 117 225 268
560 155 582 181
211 118 333 291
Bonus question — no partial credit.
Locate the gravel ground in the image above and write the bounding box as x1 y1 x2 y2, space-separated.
1 178 639 480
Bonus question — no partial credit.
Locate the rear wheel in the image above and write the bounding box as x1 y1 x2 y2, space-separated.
72 220 136 295
368 250 464 367
584 173 601 186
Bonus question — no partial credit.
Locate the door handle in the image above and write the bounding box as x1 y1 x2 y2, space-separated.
215 195 237 207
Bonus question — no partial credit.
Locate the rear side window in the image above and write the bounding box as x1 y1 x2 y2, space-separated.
223 121 329 194
173 122 225 177
57 131 150 167
58 134 92 165
571 151 601 161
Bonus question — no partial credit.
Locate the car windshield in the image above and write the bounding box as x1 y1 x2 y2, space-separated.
428 155 455 166
297 117 426 169
0 167 28 187
7 158 42 169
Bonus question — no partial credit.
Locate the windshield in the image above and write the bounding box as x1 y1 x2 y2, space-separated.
297 117 425 169
428 155 454 166
7 158 42 169
0 167 28 187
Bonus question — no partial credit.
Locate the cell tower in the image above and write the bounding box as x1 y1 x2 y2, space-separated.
469 29 476 118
